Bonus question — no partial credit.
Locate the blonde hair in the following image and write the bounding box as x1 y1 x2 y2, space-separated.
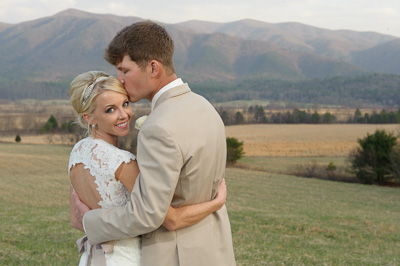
69 71 127 133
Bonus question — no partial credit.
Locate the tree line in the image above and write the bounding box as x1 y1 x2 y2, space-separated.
218 106 400 125
193 73 400 107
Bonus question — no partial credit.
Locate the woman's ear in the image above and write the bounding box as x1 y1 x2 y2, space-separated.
83 113 92 124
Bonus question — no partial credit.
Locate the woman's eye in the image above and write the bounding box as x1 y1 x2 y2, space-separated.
106 108 114 113
123 101 129 107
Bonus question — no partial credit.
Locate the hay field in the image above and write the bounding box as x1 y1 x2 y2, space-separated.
226 124 400 157
0 134 77 145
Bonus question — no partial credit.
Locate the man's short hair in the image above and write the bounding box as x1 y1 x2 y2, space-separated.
105 21 175 75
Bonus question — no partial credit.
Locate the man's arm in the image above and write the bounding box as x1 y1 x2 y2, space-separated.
70 186 84 232
81 123 182 245
163 178 226 231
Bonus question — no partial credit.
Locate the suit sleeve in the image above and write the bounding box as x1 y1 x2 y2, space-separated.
83 123 183 245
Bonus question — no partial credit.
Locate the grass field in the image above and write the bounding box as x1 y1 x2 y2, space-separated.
0 143 81 265
1 141 400 265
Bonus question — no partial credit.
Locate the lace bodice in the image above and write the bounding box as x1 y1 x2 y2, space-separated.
68 137 136 209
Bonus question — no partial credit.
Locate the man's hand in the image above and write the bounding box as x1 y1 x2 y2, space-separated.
214 178 227 209
72 191 91 232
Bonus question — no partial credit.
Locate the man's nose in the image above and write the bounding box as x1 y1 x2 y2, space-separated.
117 72 125 84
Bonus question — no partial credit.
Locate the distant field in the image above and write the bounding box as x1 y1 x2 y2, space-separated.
2 124 399 154
1 143 399 265
226 124 400 157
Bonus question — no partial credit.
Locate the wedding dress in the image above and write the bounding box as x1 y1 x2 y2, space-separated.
69 137 141 266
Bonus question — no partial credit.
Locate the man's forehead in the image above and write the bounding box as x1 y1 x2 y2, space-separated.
117 55 134 69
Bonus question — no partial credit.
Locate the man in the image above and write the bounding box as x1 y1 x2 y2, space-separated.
74 21 236 265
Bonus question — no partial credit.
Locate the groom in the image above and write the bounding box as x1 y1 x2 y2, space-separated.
74 21 236 265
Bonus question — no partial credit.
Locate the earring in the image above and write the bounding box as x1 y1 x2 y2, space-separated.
91 124 96 129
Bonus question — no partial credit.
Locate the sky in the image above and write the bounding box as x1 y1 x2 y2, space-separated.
1 0 400 37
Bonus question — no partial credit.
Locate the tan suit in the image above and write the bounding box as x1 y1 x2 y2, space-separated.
84 83 236 265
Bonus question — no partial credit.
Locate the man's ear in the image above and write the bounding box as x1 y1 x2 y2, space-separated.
149 60 161 77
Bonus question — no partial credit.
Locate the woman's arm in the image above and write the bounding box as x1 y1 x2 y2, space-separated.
162 178 227 231
114 159 140 192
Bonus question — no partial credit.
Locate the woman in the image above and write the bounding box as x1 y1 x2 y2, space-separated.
68 71 227 265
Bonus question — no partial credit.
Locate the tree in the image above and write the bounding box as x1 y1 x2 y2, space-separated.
226 137 244 165
15 134 21 143
248 106 254 114
219 109 231 125
348 129 398 184
310 111 321 124
354 108 363 123
254 105 267 123
234 111 244 124
322 112 335 124
41 115 58 133
293 108 306 123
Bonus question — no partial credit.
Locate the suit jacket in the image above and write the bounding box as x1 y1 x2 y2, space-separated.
83 83 236 265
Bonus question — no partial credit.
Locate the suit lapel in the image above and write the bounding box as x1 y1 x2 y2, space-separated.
153 83 191 110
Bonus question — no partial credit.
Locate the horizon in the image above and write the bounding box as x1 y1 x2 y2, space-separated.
1 1 399 38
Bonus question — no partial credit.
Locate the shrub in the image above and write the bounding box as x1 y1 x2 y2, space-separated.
326 162 337 171
226 137 244 165
291 161 356 183
348 129 398 184
15 134 21 143
389 144 400 181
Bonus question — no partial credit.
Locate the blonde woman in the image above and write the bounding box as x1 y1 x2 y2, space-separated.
68 71 226 265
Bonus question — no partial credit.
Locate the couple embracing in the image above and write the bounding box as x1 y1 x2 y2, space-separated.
68 21 236 265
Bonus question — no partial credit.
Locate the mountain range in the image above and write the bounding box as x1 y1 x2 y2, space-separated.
0 9 399 105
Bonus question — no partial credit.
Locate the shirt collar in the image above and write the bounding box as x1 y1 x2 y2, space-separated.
151 78 183 111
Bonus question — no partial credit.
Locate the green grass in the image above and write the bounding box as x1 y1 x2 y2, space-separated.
0 143 81 265
237 156 348 174
226 168 400 265
1 143 400 265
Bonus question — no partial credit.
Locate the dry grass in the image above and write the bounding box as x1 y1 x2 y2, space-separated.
226 124 400 157
0 134 78 145
2 124 399 155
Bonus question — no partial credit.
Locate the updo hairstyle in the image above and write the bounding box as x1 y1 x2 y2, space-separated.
69 71 127 132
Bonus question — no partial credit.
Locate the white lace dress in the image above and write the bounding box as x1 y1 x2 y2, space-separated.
69 137 141 266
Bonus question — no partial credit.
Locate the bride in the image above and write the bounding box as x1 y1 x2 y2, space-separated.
68 71 227 265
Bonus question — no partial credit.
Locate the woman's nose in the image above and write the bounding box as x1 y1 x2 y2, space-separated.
119 109 129 119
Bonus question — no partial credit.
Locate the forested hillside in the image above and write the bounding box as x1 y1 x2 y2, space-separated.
0 9 399 107
193 74 400 107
